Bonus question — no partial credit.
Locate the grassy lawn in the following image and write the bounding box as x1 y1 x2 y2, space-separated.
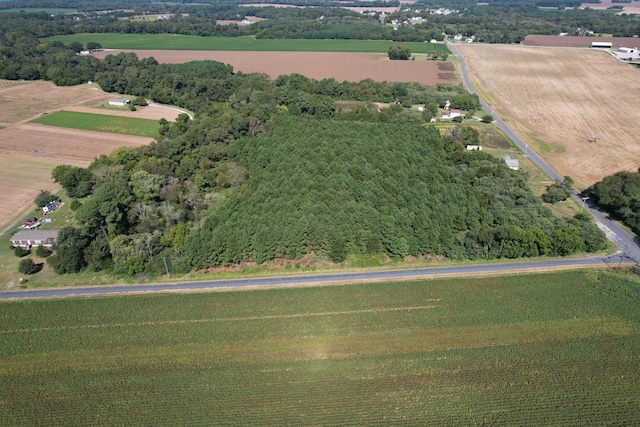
1 270 639 425
31 110 160 138
42 34 449 54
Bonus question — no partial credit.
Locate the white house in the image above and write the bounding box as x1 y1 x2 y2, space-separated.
441 109 462 119
503 156 519 170
466 145 483 151
590 41 612 49
10 230 58 248
109 98 130 107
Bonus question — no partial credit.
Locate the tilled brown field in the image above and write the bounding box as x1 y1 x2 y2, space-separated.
457 44 640 189
93 50 457 85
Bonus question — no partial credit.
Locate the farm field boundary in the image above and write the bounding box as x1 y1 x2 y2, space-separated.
42 34 448 54
31 110 161 138
1 270 639 425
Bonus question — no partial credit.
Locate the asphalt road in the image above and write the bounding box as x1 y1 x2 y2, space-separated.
447 41 640 262
0 256 624 301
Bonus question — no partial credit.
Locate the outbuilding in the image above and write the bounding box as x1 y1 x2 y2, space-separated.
10 229 58 248
590 41 612 49
108 98 130 107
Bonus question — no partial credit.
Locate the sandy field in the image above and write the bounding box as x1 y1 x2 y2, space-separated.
93 50 457 86
0 80 168 231
457 44 640 189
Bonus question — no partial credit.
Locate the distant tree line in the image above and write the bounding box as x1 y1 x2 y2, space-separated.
0 0 637 45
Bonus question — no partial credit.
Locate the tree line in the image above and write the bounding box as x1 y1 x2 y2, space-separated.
1 0 637 46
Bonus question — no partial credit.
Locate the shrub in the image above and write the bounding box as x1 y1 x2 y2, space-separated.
34 190 57 208
542 182 570 204
18 258 40 275
480 113 494 123
14 247 30 257
35 245 53 258
69 199 82 211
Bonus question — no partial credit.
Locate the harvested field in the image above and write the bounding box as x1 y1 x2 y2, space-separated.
93 50 457 85
457 44 640 189
523 35 640 48
580 0 640 14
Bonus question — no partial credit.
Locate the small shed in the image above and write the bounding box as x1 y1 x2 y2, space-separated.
503 156 519 170
590 41 612 49
109 98 130 107
10 230 58 248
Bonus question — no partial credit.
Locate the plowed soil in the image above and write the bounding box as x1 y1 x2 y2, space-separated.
92 50 457 85
457 44 640 189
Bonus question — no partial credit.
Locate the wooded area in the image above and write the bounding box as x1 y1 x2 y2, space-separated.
0 5 616 277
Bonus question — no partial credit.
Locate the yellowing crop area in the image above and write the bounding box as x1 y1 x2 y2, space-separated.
457 45 640 189
2 271 640 425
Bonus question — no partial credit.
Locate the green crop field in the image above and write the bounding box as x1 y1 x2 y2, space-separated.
1 270 640 425
31 110 160 138
41 34 447 54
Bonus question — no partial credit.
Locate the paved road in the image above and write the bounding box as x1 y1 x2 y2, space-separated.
447 41 640 262
0 256 627 301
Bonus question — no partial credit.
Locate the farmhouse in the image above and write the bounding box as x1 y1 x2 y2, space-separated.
503 156 519 170
590 41 612 48
441 109 462 119
109 98 131 107
10 229 58 248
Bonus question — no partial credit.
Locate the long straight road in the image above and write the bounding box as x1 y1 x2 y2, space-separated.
447 41 640 262
0 256 623 300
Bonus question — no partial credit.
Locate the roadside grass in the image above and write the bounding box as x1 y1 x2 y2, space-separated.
31 110 160 138
42 34 449 54
1 270 639 425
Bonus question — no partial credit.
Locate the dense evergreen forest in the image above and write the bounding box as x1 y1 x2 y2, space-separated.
588 170 640 237
0 0 637 44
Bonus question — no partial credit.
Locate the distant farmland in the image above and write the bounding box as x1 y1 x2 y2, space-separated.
32 111 160 138
1 270 639 425
42 34 448 54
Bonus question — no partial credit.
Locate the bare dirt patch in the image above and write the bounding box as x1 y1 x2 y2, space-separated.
457 44 640 189
93 50 457 86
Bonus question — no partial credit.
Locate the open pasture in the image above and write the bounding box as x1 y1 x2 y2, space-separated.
44 34 448 54
32 111 161 138
457 44 640 189
94 50 457 85
1 270 639 425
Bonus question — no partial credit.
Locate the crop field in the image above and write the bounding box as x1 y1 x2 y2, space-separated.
32 111 161 138
43 34 448 54
1 270 639 425
457 44 640 189
93 50 457 85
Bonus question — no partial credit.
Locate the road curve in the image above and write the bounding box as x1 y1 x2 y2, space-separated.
447 41 640 262
0 256 630 301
